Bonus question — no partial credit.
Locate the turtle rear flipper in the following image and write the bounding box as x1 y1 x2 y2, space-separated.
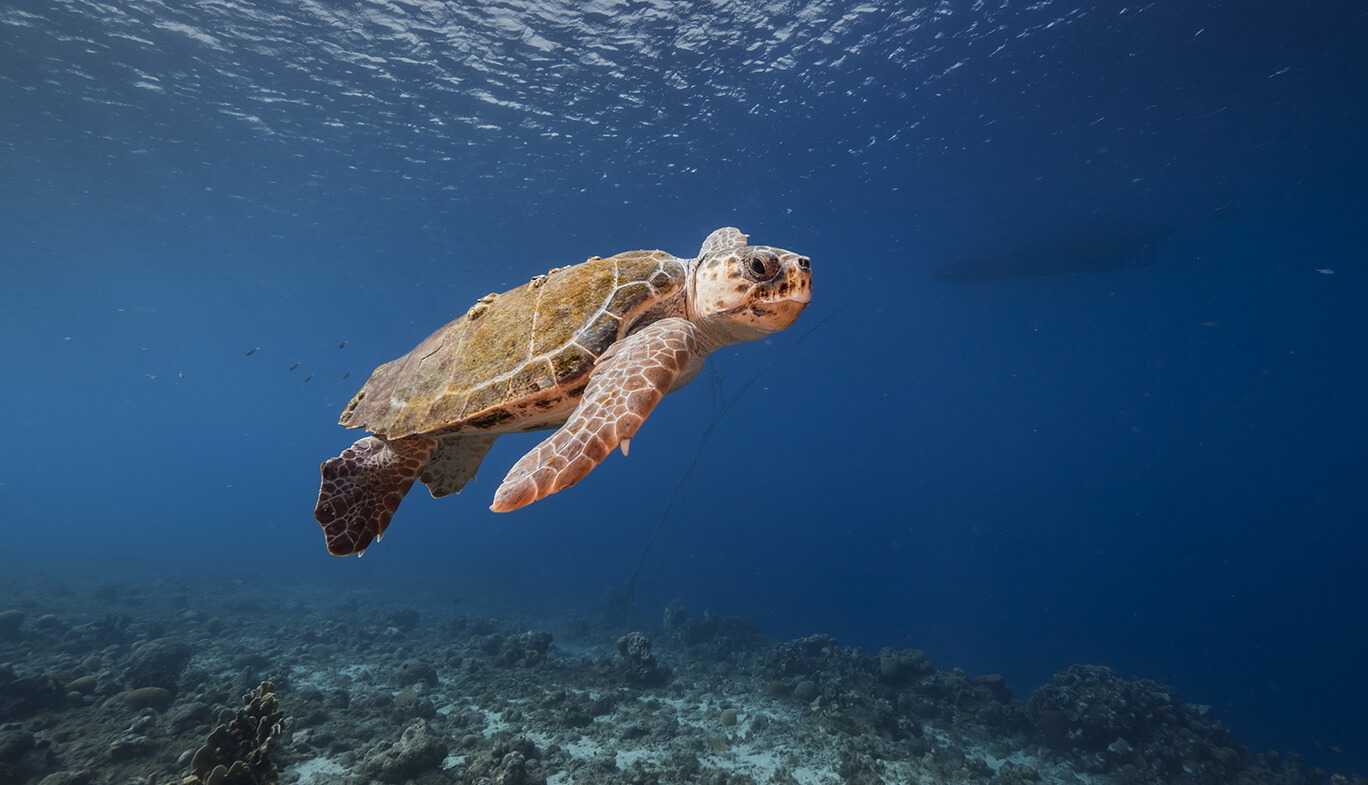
315 436 437 555
421 434 499 498
491 318 702 512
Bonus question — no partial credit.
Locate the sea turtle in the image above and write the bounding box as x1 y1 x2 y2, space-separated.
314 227 812 556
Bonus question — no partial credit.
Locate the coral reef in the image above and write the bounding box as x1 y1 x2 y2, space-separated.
0 665 67 721
184 682 286 785
496 630 553 667
615 631 666 686
390 659 438 688
662 599 687 629
1024 664 1291 785
122 639 192 693
0 572 1352 785
122 687 173 713
360 718 448 783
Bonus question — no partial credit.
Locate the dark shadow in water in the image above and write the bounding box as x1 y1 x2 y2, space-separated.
929 220 1173 284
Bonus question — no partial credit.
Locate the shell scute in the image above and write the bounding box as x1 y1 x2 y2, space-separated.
649 269 674 290
426 392 467 426
551 346 590 386
575 311 621 355
461 379 509 420
606 281 652 319
472 290 535 365
506 359 556 399
528 261 612 356
614 251 673 287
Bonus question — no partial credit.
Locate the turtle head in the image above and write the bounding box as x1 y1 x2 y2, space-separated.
690 243 812 345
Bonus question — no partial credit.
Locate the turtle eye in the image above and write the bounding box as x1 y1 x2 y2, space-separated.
747 256 771 279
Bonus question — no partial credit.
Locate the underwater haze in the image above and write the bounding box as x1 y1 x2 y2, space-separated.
2 0 1366 781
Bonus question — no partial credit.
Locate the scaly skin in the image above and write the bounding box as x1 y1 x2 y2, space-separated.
491 317 701 512
315 436 436 555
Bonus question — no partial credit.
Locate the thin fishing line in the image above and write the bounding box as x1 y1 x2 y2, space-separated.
622 292 865 601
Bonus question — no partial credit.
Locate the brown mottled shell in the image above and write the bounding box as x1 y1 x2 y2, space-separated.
339 250 689 439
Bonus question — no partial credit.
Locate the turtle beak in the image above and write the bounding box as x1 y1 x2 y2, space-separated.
747 254 811 331
783 254 812 305
761 253 812 306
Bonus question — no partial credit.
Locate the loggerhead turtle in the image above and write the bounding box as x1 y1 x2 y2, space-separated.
314 227 812 556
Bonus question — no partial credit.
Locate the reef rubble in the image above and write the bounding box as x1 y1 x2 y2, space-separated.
0 573 1357 785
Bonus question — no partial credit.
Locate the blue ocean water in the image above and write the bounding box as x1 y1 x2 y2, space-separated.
2 0 1364 777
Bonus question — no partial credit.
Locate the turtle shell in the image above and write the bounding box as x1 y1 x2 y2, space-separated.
339 249 689 439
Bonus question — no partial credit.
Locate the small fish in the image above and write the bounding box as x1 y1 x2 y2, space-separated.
342 372 351 380
1315 268 1335 275
304 374 313 382
245 348 258 356
1200 321 1219 327
1331 746 1345 753
146 373 157 380
178 372 184 379
289 362 300 371
339 341 348 349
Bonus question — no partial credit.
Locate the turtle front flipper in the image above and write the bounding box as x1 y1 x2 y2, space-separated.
315 435 438 556
491 317 703 513
700 226 749 256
